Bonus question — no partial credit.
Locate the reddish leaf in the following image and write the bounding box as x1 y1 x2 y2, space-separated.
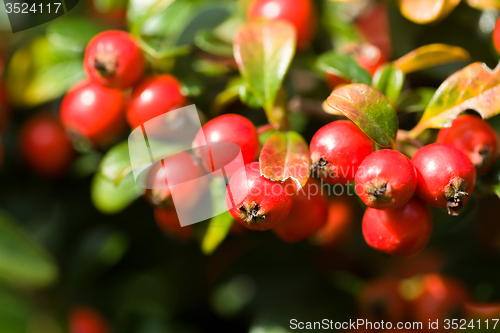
259 131 311 190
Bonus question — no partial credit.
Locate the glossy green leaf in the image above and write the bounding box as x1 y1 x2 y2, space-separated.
0 211 58 289
316 51 372 85
234 20 296 121
259 131 311 190
91 173 144 214
398 88 437 113
326 84 398 148
127 0 175 28
202 178 234 254
372 64 405 105
409 62 500 138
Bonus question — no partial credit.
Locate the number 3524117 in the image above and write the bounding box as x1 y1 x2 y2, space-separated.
5 3 62 14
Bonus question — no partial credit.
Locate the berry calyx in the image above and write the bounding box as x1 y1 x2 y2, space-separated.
19 114 74 178
126 75 187 129
226 162 293 231
69 306 109 333
273 178 328 242
362 197 433 257
437 115 500 174
355 149 417 209
247 0 316 50
412 143 476 216
192 114 260 174
84 30 145 89
310 120 374 184
60 80 126 147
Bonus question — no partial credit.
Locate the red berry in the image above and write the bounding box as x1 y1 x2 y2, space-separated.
325 73 350 90
310 120 374 184
358 278 408 322
437 115 500 174
362 197 432 257
340 42 387 75
126 75 187 129
69 306 109 333
493 17 500 55
412 143 476 216
192 114 260 174
61 80 126 147
412 274 469 322
19 114 74 178
247 0 316 50
273 178 328 242
355 149 417 209
312 194 356 248
145 152 207 209
226 162 293 231
84 30 144 89
154 207 193 240
355 3 392 60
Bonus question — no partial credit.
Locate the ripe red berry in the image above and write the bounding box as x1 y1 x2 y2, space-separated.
493 17 500 55
226 162 293 231
325 73 350 90
247 0 316 50
273 178 328 242
84 30 145 89
355 3 392 60
340 42 387 75
154 207 193 240
19 114 74 178
145 152 207 209
69 306 109 333
60 80 126 147
412 143 476 216
310 120 374 184
358 278 408 322
355 149 417 209
437 115 500 174
192 114 260 174
412 274 469 322
312 195 356 248
362 197 432 257
126 75 187 129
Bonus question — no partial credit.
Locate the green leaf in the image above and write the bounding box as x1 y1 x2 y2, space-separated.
316 51 372 85
91 173 144 214
127 0 175 29
5 37 85 107
409 62 500 138
398 87 437 113
234 20 296 123
259 131 311 190
326 84 398 148
202 178 234 254
46 17 104 53
0 211 58 289
194 29 234 57
372 64 405 105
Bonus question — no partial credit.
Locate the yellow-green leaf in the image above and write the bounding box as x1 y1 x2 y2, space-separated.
399 0 461 24
409 62 500 138
326 84 398 148
393 44 470 74
233 20 296 122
